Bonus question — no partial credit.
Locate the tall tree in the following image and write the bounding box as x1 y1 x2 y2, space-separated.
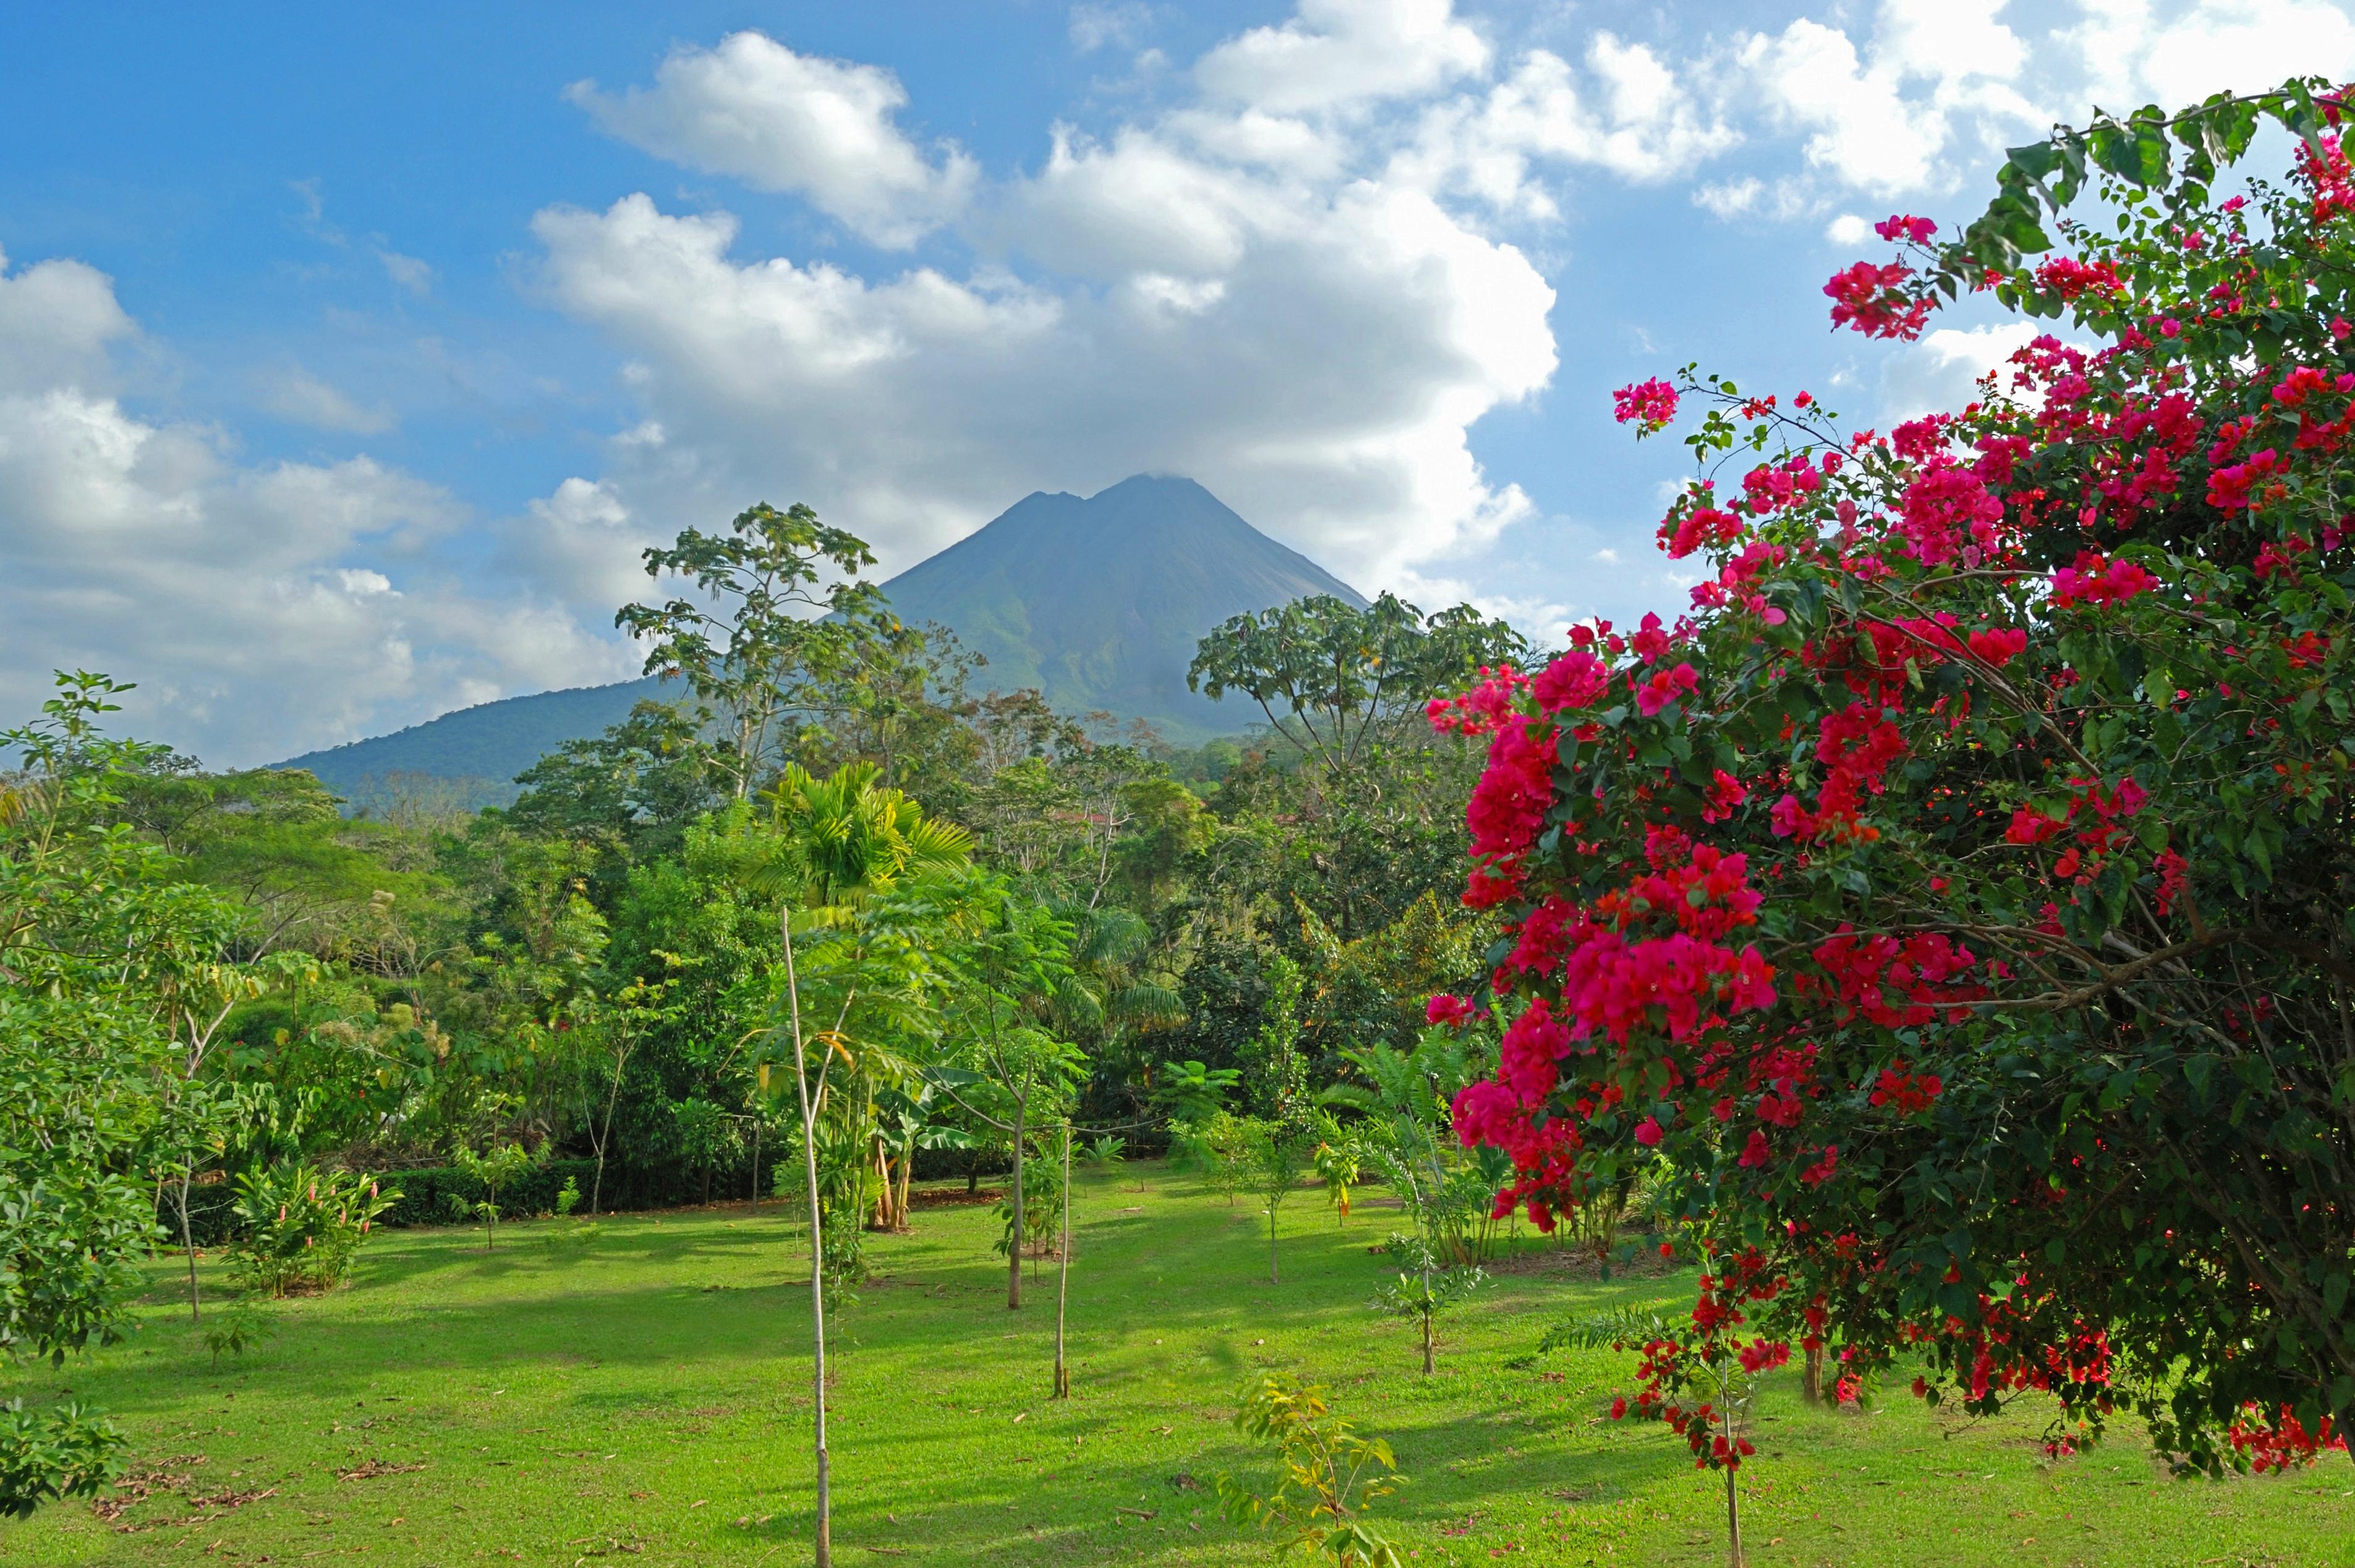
1 676 230 1512
615 502 888 801
1189 594 1527 773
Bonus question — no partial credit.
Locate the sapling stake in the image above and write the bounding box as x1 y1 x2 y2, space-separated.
1721 1390 1744 1568
1053 1120 1072 1399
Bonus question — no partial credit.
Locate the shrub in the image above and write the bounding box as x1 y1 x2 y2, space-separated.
1217 1375 1402 1568
227 1164 398 1297
1445 79 2355 1475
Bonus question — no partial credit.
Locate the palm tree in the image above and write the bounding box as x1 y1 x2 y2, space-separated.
1046 900 1184 1110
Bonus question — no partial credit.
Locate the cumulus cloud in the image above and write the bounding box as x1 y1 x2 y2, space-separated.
1194 0 1491 114
527 176 1554 592
2070 0 2355 108
526 4 1675 605
0 244 136 396
568 32 976 249
1880 321 2045 419
0 262 626 766
1392 38 1738 217
1723 0 2355 210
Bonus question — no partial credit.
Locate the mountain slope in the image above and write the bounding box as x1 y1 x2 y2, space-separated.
880 474 1365 735
277 474 1362 798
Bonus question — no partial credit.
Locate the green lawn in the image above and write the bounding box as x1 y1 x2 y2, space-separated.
6 1164 2351 1567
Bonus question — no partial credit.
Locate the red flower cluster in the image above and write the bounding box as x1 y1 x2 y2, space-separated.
1426 665 1528 738
1460 714 1555 906
1634 662 1699 715
1868 1061 1944 1114
1612 377 1680 432
1965 626 2028 666
2228 1406 2345 1473
2205 447 2282 512
1808 927 1980 1028
1825 260 1933 340
2033 255 2125 300
1600 1249 1791 1470
2051 552 2159 608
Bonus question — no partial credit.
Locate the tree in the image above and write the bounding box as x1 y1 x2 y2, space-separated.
1216 1376 1402 1568
754 757 973 1568
505 698 720 893
0 676 202 1514
1447 81 2355 1479
1190 594 1526 772
1373 1233 1483 1376
615 502 890 801
1239 1115 1313 1284
581 980 670 1215
452 1141 534 1250
932 876 1085 1311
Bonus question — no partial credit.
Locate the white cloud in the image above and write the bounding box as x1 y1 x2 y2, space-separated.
1880 321 2044 420
528 168 1554 594
2071 0 2355 108
1743 19 1952 194
1392 40 1738 217
523 4 1606 600
995 124 1285 277
377 248 434 295
568 32 977 249
1070 2 1155 53
1693 176 1816 222
511 474 658 612
0 264 626 766
262 366 396 434
0 244 136 396
1732 1 2043 198
1825 211 1872 244
1194 0 1491 114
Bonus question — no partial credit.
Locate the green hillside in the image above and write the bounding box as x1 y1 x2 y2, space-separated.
275 475 1360 799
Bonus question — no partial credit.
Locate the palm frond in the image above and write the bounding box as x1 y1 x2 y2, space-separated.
1538 1303 1680 1355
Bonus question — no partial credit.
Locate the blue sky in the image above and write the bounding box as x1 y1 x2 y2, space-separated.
4 0 2352 765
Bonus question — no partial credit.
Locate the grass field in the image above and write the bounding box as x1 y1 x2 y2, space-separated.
6 1163 2351 1567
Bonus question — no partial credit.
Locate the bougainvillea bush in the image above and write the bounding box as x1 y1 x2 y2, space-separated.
1441 80 2355 1478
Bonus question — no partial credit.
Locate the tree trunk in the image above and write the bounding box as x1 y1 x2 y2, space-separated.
179 1169 201 1325
782 911 832 1568
871 1141 893 1230
1421 1310 1434 1376
1053 1123 1071 1399
894 1142 914 1231
1007 1106 1025 1310
750 1120 762 1204
592 1047 628 1217
1801 1345 1825 1405
1267 1203 1279 1285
